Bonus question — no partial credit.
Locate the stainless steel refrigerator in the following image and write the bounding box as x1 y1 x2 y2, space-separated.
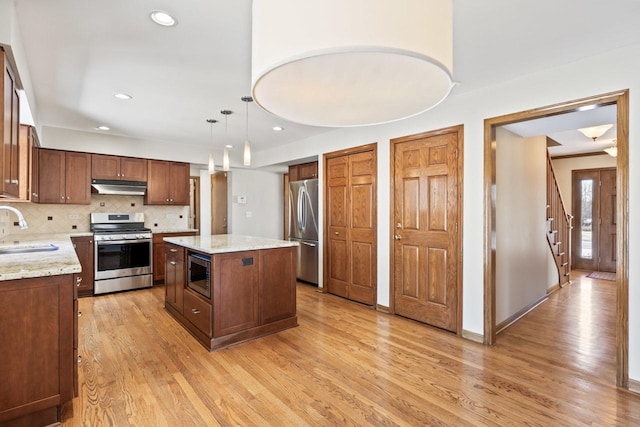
289 179 318 284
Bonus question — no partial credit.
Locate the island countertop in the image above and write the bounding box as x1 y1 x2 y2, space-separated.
163 234 298 254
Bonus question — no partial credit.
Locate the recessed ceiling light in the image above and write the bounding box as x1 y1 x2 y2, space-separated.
150 10 177 27
114 93 132 100
225 144 233 149
96 125 110 131
272 126 284 131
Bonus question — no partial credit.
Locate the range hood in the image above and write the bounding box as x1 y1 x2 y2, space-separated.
91 179 147 196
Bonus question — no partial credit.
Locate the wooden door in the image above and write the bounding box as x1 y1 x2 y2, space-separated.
572 168 616 272
37 149 66 203
392 127 462 333
65 151 91 204
211 172 228 234
325 146 376 305
169 162 190 205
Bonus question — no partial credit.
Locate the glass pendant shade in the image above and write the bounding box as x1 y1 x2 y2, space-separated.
604 139 618 157
208 153 215 174
244 140 251 166
223 148 230 171
578 124 613 141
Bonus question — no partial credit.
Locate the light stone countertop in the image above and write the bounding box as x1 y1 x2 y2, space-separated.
151 228 198 234
163 234 298 255
0 233 84 281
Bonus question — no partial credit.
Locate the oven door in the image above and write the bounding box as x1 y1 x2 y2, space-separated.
94 238 152 280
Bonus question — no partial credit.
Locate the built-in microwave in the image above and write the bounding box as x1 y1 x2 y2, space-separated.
187 253 211 298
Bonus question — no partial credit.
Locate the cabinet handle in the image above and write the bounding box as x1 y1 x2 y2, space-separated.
334 231 339 235
191 308 200 315
170 261 176 265
61 195 65 200
76 277 83 285
77 355 82 363
78 311 82 317
169 248 178 253
166 199 170 202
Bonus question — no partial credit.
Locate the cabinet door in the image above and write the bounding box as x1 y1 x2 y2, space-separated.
91 154 120 180
37 149 67 203
288 165 300 181
153 241 166 283
169 162 190 205
165 243 184 313
31 145 39 202
120 157 147 181
65 151 91 204
72 236 94 296
298 161 318 179
213 251 259 337
2 55 20 198
145 160 170 204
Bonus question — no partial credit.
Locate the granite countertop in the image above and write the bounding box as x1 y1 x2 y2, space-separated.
163 235 298 255
151 228 198 234
0 233 83 281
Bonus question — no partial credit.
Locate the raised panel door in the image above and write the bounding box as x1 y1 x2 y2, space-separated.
326 156 349 298
65 151 91 204
392 128 461 333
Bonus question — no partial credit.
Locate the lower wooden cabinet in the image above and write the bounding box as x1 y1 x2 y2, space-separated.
0 274 77 426
72 235 94 297
164 245 297 351
153 232 196 283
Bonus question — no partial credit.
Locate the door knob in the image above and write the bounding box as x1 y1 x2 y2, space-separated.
394 234 402 240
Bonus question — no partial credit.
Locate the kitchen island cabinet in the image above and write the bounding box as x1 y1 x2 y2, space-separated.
153 231 197 283
163 235 298 351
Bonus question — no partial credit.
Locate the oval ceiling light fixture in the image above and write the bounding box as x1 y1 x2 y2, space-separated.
114 93 132 100
150 10 177 27
96 125 110 131
272 126 284 132
251 0 453 127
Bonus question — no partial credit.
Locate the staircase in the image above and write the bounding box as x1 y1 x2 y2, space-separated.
546 151 572 287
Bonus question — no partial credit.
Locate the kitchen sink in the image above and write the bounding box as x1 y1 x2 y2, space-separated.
0 243 60 255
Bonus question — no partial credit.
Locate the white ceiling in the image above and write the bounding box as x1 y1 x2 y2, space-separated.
12 0 640 162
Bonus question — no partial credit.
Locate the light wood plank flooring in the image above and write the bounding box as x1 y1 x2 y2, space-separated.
61 272 640 426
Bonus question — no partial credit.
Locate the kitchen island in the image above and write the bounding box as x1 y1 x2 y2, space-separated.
162 235 298 351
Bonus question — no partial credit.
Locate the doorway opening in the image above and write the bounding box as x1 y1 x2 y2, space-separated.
211 172 228 234
483 90 629 388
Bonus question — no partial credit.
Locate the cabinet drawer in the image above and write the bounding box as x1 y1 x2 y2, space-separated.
166 243 184 262
183 290 212 337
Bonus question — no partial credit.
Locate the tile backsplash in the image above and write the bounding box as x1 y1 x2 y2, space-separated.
0 195 189 238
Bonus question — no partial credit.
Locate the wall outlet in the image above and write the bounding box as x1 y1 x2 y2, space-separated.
245 211 253 218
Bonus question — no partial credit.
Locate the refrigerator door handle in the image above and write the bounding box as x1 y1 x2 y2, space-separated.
298 186 306 233
300 241 316 247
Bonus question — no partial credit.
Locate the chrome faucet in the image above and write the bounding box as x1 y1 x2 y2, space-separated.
0 205 28 229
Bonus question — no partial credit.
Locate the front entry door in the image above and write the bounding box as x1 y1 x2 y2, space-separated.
572 168 616 272
391 126 462 333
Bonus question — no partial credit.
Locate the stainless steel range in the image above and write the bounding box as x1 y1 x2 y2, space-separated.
90 212 153 295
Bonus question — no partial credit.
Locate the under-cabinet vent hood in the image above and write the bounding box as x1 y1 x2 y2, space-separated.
91 179 147 196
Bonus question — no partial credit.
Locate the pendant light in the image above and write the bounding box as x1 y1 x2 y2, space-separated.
220 110 233 171
241 96 253 166
206 119 218 174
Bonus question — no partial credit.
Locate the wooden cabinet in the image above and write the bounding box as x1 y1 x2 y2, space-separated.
34 149 91 204
152 232 197 283
164 243 185 314
0 274 76 426
92 154 147 182
72 235 94 297
288 161 318 181
1 48 21 198
145 160 190 205
164 244 297 351
324 146 377 305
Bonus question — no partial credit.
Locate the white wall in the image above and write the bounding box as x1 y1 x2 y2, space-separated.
552 154 617 215
495 131 550 323
228 169 283 239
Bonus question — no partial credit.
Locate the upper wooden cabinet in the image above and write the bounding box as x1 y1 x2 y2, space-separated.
34 148 91 204
1 49 21 198
92 154 147 182
289 161 318 181
145 160 189 205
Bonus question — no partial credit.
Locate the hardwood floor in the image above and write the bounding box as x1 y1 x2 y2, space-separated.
61 273 639 426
